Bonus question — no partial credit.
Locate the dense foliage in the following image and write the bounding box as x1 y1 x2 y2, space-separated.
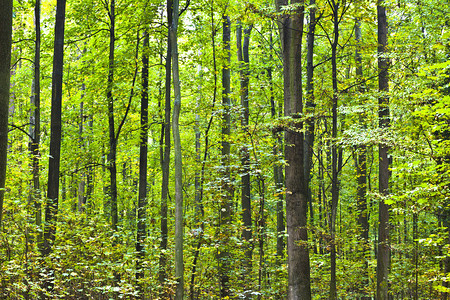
1 0 449 298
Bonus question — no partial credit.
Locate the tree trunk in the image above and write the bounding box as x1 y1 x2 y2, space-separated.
329 2 340 298
159 0 172 294
305 0 316 254
29 0 42 239
275 0 311 297
268 28 285 264
136 29 149 298
43 0 66 255
219 14 232 299
42 0 66 293
106 0 119 232
377 2 391 299
355 18 370 300
0 0 13 228
237 22 253 295
170 0 184 297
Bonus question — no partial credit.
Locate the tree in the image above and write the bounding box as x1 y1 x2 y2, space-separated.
377 1 391 299
219 14 233 298
355 17 370 299
106 0 118 231
274 0 312 297
136 29 149 297
159 0 172 294
0 0 13 228
43 0 66 256
29 0 42 238
237 21 253 292
170 0 184 296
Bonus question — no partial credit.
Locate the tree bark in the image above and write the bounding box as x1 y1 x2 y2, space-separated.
274 0 312 297
355 18 370 300
41 0 66 294
170 0 184 297
377 2 391 299
237 22 253 294
219 14 232 299
159 0 172 294
329 1 340 298
29 0 42 238
136 29 149 298
43 0 66 255
106 0 119 232
305 0 316 254
0 0 13 228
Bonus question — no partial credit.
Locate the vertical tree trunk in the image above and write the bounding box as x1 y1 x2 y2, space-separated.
0 0 13 228
237 22 253 295
355 18 370 300
329 2 340 298
77 101 85 213
106 0 118 232
159 0 172 294
219 14 232 299
275 0 311 298
377 2 391 299
43 0 66 255
305 0 316 254
136 29 149 298
268 28 285 264
29 0 42 242
170 0 184 297
41 0 66 293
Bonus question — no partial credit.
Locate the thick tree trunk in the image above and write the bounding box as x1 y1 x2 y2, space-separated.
0 0 13 228
136 30 149 298
377 2 391 299
219 14 233 299
275 0 311 298
159 0 172 294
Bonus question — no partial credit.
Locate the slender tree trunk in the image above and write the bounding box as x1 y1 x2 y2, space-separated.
159 0 172 294
0 0 13 228
275 0 311 298
42 0 66 294
377 2 391 299
106 0 119 232
305 0 316 254
268 28 285 264
219 14 232 299
77 101 85 213
29 0 42 242
43 0 66 255
170 0 184 297
136 30 149 298
329 2 340 298
237 22 253 295
355 18 370 300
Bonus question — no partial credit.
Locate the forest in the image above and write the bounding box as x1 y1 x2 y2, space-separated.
0 0 449 299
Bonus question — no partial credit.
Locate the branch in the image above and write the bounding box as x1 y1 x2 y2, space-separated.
8 123 33 140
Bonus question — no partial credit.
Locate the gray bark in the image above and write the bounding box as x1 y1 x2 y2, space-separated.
377 2 391 299
274 0 312 297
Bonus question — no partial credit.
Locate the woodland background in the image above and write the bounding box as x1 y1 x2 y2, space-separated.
0 0 449 299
